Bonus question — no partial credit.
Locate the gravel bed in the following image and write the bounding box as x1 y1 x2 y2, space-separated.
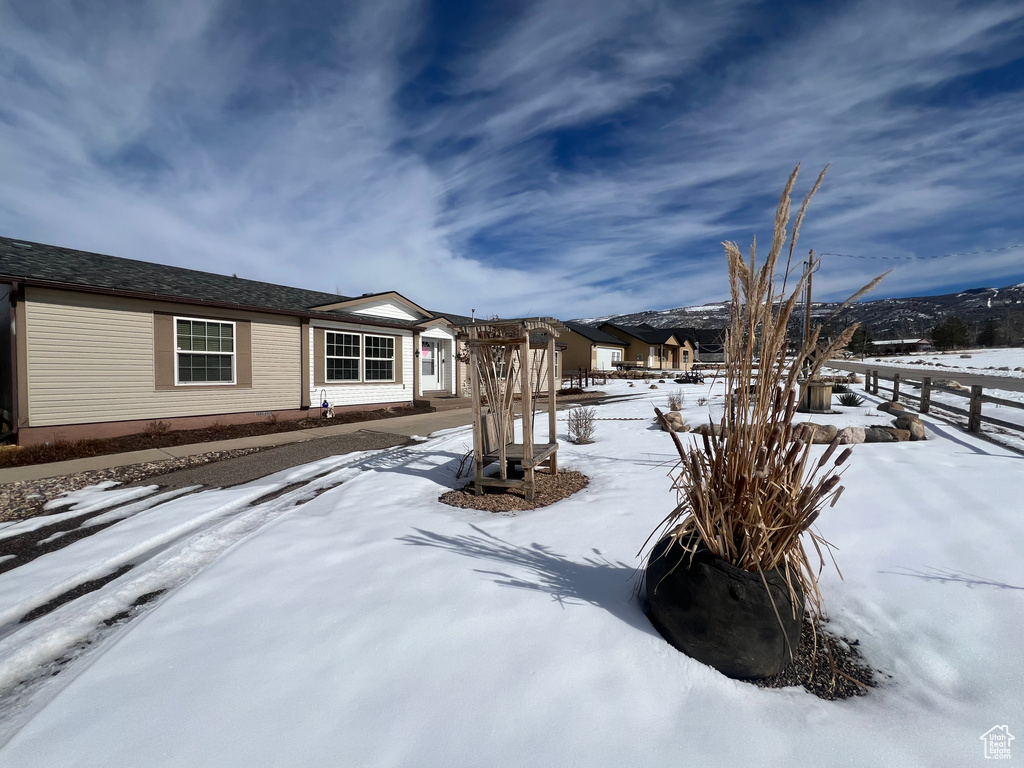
439 469 589 513
754 616 879 700
0 448 265 524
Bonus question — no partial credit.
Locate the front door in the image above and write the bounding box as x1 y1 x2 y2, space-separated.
421 340 443 391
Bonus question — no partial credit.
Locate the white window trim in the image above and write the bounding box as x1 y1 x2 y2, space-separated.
323 330 397 384
173 316 236 386
325 331 362 383
364 334 396 383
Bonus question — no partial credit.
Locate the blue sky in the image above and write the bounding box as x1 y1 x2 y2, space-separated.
1 0 1023 319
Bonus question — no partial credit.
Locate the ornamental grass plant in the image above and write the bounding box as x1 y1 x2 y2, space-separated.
650 165 886 620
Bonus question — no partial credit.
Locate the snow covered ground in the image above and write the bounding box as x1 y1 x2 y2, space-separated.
0 380 1021 767
860 346 1024 378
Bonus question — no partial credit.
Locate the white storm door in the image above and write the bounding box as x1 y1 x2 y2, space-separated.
421 340 442 390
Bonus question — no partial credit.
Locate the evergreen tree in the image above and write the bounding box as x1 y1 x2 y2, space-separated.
931 316 969 350
848 326 873 355
977 319 1000 347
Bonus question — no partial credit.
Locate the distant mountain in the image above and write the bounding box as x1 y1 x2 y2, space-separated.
574 284 1024 342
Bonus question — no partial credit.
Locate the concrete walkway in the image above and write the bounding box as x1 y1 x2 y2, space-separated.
0 409 476 484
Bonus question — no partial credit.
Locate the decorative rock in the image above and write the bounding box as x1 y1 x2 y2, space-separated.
837 426 865 444
864 427 896 443
693 423 723 437
998 366 1010 371
876 401 904 413
659 379 666 383
660 411 687 432
650 384 659 389
893 413 921 430
847 374 863 384
881 427 910 441
960 354 972 358
936 379 962 390
646 536 804 679
792 422 838 444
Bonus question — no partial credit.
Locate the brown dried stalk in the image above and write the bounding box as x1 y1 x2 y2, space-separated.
648 164 885 620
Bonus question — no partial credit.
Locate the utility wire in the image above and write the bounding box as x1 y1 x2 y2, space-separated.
819 243 1024 261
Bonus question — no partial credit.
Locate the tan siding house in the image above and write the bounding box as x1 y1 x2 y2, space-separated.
561 322 629 371
0 237 475 446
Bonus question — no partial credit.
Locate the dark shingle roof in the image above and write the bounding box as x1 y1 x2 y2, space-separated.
564 321 629 346
427 310 477 326
659 326 727 350
0 236 350 312
601 322 679 345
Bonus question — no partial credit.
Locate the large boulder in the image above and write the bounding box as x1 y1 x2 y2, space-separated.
659 411 689 433
881 427 911 442
837 426 865 445
893 413 921 429
896 418 926 441
792 422 838 444
864 427 896 443
876 401 904 414
693 423 723 437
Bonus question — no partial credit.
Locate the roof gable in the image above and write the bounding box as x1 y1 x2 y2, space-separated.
309 291 431 321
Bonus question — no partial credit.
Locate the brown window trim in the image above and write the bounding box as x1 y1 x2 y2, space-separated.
154 312 252 390
313 327 404 387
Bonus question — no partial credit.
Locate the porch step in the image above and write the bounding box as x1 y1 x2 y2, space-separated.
413 395 472 412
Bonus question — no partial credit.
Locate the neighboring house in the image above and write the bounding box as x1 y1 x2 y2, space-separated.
560 322 629 371
598 322 694 371
0 237 473 445
661 326 727 363
868 338 933 355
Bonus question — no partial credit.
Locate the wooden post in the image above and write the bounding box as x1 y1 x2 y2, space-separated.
520 338 535 501
873 370 879 395
921 376 931 414
892 373 900 402
468 327 484 495
863 372 871 393
969 385 983 433
547 336 558 475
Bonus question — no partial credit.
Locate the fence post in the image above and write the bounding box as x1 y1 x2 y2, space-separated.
892 373 900 402
921 376 931 414
872 370 879 395
863 371 871 393
969 386 983 433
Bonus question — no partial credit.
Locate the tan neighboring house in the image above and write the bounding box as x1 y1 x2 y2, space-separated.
560 322 629 371
0 237 475 446
598 322 695 371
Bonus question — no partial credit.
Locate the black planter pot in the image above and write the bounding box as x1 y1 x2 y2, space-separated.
645 535 803 679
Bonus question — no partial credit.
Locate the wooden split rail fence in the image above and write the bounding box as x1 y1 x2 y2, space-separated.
863 369 1024 435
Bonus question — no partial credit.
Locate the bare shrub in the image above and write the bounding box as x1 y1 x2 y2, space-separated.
567 406 597 445
696 396 709 407
143 420 171 436
667 391 685 411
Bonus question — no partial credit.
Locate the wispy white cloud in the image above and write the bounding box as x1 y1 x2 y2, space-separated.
1 0 1022 320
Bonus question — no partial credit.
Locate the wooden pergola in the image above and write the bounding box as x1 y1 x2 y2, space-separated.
453 318 567 501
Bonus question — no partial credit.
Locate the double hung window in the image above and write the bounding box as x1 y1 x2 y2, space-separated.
364 336 394 381
325 331 395 382
175 318 235 384
326 333 360 381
